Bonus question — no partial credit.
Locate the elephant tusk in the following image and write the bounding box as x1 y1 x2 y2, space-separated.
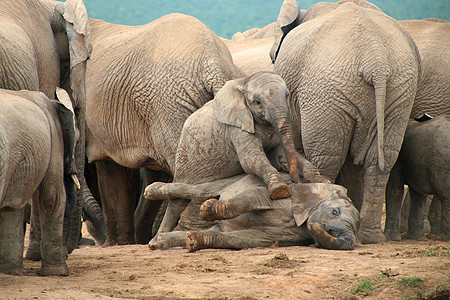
71 174 81 189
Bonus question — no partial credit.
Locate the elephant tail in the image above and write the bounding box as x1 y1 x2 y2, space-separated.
372 74 386 172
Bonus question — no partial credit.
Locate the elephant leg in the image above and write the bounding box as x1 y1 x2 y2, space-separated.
134 169 172 244
358 166 389 244
384 164 405 241
435 195 449 241
186 229 273 252
144 177 240 203
148 231 188 250
406 188 427 239
96 160 139 246
37 170 69 276
25 193 42 261
0 208 25 275
200 187 271 221
335 154 364 211
154 198 190 234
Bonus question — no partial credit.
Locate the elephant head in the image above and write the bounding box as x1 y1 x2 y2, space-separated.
291 183 360 250
213 72 300 183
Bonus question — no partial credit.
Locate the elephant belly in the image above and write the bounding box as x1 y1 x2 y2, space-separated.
218 204 310 245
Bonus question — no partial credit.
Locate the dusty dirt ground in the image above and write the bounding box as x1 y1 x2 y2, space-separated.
0 224 448 300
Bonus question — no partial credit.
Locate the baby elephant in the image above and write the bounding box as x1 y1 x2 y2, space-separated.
385 115 449 241
145 173 360 251
0 88 78 276
156 72 328 235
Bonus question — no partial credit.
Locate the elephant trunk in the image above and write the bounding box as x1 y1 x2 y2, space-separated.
308 223 356 250
81 187 107 245
271 114 300 183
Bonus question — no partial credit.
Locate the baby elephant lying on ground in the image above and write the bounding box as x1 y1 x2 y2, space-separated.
144 173 360 251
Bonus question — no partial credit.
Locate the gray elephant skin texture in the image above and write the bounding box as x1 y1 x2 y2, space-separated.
385 116 450 241
153 72 333 240
271 0 421 244
0 0 93 254
84 13 244 245
144 174 360 251
0 88 77 276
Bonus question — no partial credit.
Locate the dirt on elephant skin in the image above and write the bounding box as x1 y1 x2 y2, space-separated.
0 224 449 300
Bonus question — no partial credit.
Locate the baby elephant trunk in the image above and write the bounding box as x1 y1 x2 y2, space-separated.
308 223 356 250
272 115 300 183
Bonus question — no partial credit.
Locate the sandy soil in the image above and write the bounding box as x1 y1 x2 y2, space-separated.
0 224 448 300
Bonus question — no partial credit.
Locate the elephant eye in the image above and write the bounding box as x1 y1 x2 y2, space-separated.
253 98 261 106
332 208 340 217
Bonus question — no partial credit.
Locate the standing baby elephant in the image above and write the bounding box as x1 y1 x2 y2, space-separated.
155 72 327 235
0 88 78 276
385 115 450 241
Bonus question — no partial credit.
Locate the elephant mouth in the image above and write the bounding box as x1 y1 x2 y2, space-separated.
308 223 356 250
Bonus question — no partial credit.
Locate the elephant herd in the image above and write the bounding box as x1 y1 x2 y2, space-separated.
0 0 448 276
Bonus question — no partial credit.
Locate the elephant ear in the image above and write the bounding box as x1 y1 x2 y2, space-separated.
270 0 302 62
212 77 255 133
55 0 91 109
54 87 79 186
291 183 349 226
52 87 80 215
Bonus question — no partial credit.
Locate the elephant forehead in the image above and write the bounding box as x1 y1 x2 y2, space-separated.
249 74 287 89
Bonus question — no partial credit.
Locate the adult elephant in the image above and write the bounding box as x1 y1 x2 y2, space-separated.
0 0 101 254
0 88 77 276
399 18 450 118
85 13 244 246
222 38 275 75
271 0 421 243
338 17 450 238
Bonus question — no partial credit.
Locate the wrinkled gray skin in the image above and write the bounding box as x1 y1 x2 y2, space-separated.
0 0 99 254
271 0 421 243
144 174 359 251
399 19 450 118
385 116 450 241
222 38 275 75
0 88 77 276
337 17 450 240
154 72 329 239
85 13 244 245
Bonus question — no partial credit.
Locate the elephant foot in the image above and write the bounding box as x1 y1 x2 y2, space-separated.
0 263 25 276
436 232 450 241
405 231 425 240
79 237 95 246
304 170 331 184
358 228 386 244
384 229 401 241
148 232 187 250
102 238 118 247
200 198 219 221
148 235 165 250
186 231 205 252
268 180 290 200
39 262 69 276
25 243 41 261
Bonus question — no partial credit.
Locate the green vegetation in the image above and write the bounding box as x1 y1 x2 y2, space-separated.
77 0 449 38
354 280 375 295
398 276 424 288
352 272 449 299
